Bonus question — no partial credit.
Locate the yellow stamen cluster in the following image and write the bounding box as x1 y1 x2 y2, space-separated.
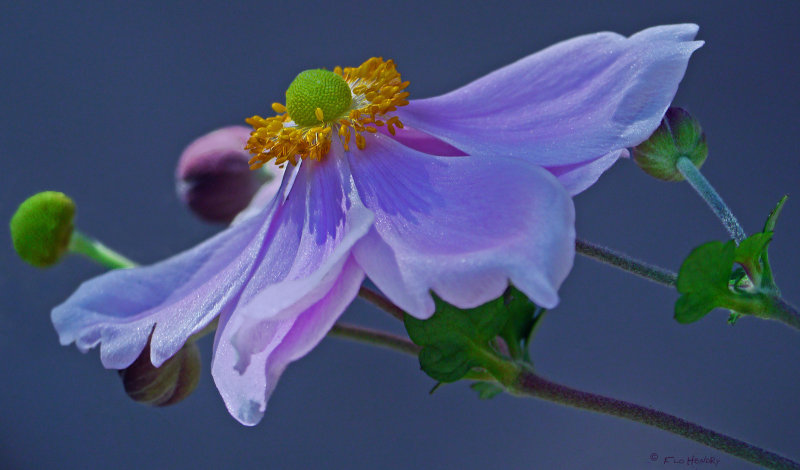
245 57 410 168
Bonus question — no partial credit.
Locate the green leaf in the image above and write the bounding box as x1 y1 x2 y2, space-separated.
764 195 787 232
676 241 736 295
675 241 736 323
404 295 512 383
498 286 544 361
760 195 786 291
734 232 773 284
735 233 773 265
675 292 719 323
471 382 504 400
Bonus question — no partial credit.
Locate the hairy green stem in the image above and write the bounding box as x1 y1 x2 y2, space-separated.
509 365 799 469
676 156 747 244
575 238 677 286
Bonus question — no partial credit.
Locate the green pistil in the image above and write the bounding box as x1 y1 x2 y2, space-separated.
285 69 352 126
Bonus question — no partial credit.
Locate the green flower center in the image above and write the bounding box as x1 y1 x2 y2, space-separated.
285 69 352 126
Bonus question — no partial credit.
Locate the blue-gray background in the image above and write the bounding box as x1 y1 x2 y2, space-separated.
1 1 798 469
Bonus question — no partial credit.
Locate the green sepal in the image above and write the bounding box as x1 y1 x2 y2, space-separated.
404 294 513 383
498 287 545 362
471 382 504 400
631 107 708 182
763 195 787 233
759 195 787 291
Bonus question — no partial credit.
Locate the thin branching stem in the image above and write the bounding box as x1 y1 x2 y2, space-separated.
575 238 677 287
328 322 420 356
358 285 405 321
511 366 799 469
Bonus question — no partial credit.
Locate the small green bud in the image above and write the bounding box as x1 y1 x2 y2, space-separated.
632 107 708 182
119 340 201 407
10 191 76 267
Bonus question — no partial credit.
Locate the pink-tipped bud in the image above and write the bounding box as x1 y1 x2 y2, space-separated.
176 126 268 224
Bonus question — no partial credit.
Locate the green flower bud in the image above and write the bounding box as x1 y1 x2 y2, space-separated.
10 191 76 267
118 340 201 407
632 107 708 182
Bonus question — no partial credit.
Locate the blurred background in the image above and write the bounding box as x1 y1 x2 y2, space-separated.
1 1 798 469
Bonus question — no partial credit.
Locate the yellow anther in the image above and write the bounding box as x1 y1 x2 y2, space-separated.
272 102 287 113
314 107 324 122
356 134 366 150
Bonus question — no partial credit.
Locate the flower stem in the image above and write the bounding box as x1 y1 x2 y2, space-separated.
508 365 799 469
575 238 677 287
318 325 800 469
68 231 137 269
676 156 747 244
762 296 800 331
328 322 420 356
358 285 405 321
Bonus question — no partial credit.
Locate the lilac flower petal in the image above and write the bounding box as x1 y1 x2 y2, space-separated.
546 149 628 196
377 125 466 157
51 199 275 369
211 256 363 426
397 24 702 166
208 155 373 425
52 153 373 372
349 134 575 318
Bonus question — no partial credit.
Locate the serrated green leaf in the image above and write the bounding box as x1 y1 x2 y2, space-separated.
471 382 504 400
404 295 512 383
764 195 787 232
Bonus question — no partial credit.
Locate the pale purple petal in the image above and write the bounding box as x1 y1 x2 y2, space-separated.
51 152 373 372
209 154 373 425
349 134 575 318
397 24 702 166
211 256 363 426
376 125 466 157
50 194 278 369
546 149 628 196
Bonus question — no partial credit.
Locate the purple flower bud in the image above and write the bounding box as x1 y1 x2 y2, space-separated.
118 339 201 407
176 126 269 224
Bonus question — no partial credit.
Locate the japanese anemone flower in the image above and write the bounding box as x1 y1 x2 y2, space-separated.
52 24 702 425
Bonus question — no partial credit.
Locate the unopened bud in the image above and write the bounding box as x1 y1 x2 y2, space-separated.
118 340 201 407
10 191 75 267
176 126 269 224
632 107 708 182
